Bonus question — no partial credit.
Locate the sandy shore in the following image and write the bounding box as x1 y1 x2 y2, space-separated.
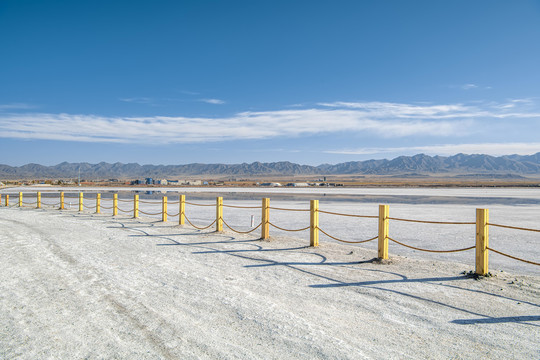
1 207 539 359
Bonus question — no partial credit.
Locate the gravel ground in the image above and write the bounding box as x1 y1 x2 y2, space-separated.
1 207 539 359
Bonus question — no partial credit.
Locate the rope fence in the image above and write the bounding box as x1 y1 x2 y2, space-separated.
222 218 262 234
184 214 217 230
318 227 378 244
2 191 539 274
388 237 476 253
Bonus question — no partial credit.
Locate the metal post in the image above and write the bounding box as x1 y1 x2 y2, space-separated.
60 192 64 210
261 198 270 239
37 192 41 209
19 192 22 207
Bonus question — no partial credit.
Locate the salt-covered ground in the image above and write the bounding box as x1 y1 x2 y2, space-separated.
1 205 539 359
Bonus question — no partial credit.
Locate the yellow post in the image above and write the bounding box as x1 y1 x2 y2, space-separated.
476 208 489 275
179 195 185 225
216 196 223 232
19 192 22 207
5 194 9 206
79 192 83 212
261 198 270 240
0 194 2 206
378 205 389 259
37 192 41 208
134 194 139 218
113 194 118 216
60 192 64 210
310 199 319 247
162 196 168 222
96 193 101 214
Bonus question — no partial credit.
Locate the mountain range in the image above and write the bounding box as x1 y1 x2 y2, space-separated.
2 153 540 179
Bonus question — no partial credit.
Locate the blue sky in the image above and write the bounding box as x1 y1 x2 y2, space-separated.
1 0 540 166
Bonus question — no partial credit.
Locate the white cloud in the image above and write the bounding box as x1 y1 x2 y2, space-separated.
327 142 540 157
0 99 538 144
200 98 226 105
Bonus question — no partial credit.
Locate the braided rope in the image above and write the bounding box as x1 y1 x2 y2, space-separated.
138 210 163 216
319 210 378 219
388 237 475 253
185 201 214 207
117 198 132 203
223 204 262 209
139 200 161 204
487 223 540 233
83 204 97 209
117 207 134 213
184 215 217 230
100 205 114 210
269 206 309 212
487 247 540 266
222 218 262 234
269 222 310 232
166 212 180 217
388 217 475 225
318 227 378 243
21 201 37 205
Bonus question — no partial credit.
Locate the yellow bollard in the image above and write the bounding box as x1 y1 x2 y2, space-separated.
0 194 2 206
113 194 118 216
179 195 185 225
19 192 22 207
261 198 270 240
476 208 489 275
96 193 101 214
5 194 9 206
310 200 319 247
216 197 223 232
60 192 64 210
134 194 139 218
378 205 389 259
37 192 41 209
162 196 168 222
79 192 83 212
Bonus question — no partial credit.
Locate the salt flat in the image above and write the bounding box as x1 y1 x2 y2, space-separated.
1 207 539 359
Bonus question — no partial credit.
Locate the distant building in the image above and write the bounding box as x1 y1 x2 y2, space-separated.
145 178 154 185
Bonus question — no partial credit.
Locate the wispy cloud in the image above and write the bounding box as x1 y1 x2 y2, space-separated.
461 83 478 90
0 100 538 144
199 98 226 105
0 103 35 110
327 142 540 156
119 97 154 104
